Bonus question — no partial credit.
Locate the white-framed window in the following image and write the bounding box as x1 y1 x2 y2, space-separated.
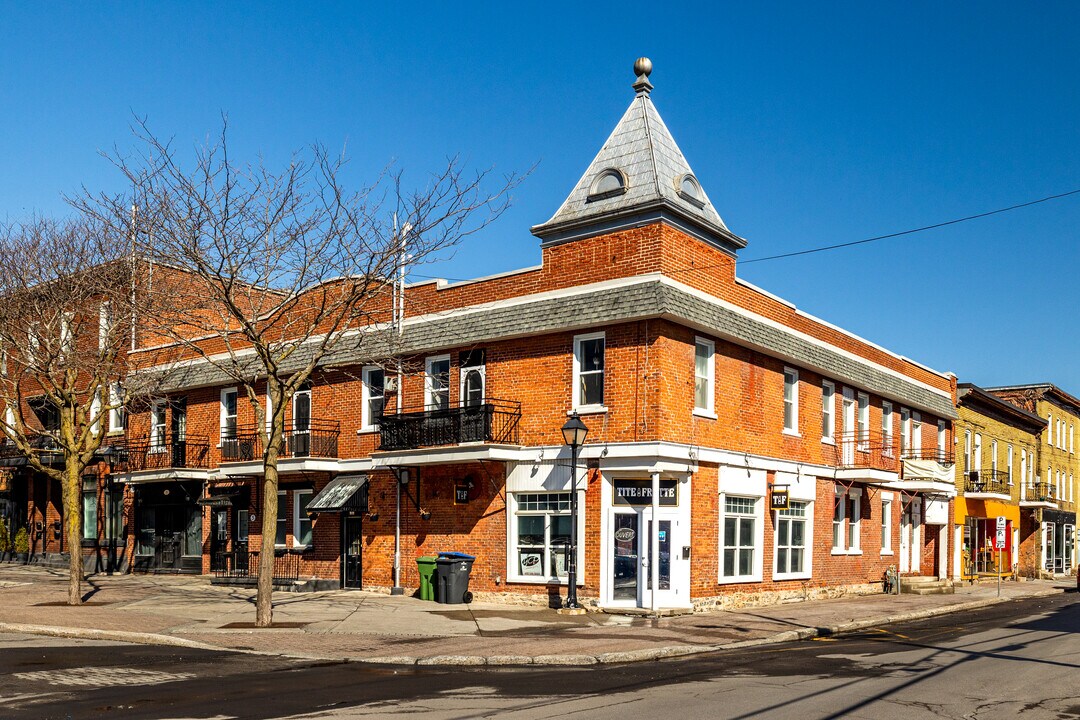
881 493 893 554
774 500 811 579
60 311 74 356
292 383 311 433
911 411 922 455
98 302 112 351
1020 449 1027 497
782 367 799 435
1060 421 1066 449
425 355 451 410
150 400 167 451
1048 414 1053 445
900 407 911 454
1070 473 1074 502
509 492 578 583
694 337 715 416
856 392 869 451
832 486 862 553
572 332 606 411
27 323 40 365
276 490 287 547
220 387 238 442
965 429 972 472
720 495 762 582
293 489 313 548
937 420 947 462
361 366 385 431
991 440 998 475
881 401 893 454
974 433 983 478
108 382 125 433
1007 445 1014 485
82 475 97 540
821 380 835 443
460 349 486 408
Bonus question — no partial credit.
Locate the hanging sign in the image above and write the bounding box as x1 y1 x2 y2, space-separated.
454 485 470 505
612 479 678 507
769 486 790 510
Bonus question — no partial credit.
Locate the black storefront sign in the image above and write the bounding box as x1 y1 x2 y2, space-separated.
770 486 790 510
454 485 470 504
612 479 678 507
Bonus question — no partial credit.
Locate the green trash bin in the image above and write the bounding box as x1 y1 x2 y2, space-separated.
416 556 438 601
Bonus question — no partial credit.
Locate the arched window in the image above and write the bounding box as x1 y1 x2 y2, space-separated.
587 168 627 201
463 369 484 407
676 173 706 208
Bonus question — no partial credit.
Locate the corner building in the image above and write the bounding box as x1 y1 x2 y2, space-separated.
118 61 958 610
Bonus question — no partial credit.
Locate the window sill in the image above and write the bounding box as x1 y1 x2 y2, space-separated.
830 548 863 556
718 575 762 585
821 437 835 446
356 427 380 435
506 576 578 586
782 429 801 438
880 550 894 556
772 572 811 582
693 409 718 420
571 406 608 416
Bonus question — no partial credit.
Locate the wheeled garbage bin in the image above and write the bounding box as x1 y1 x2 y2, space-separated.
416 556 438 601
435 552 476 604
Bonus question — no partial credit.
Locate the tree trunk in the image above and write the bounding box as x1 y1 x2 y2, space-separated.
63 461 84 605
255 444 281 627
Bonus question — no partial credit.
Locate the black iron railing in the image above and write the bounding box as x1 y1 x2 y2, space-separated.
965 469 1010 495
0 434 61 458
378 399 522 451
832 431 901 473
213 550 300 583
900 447 955 464
1025 481 1056 503
221 419 340 462
123 434 211 471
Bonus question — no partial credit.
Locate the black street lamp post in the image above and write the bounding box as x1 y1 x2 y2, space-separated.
560 412 589 609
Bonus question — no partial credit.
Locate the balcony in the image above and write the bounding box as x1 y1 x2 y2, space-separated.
378 399 521 452
832 431 901 475
0 434 63 467
1021 481 1057 509
221 419 340 463
964 469 1011 499
900 447 955 465
123 434 211 471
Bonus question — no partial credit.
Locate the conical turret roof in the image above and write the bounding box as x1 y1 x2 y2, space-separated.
532 59 745 254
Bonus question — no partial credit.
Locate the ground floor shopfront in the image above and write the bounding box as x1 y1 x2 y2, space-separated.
1042 508 1076 575
954 497 1021 579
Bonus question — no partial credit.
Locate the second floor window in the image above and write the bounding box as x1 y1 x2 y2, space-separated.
694 338 715 414
857 392 869 451
150 401 167 450
573 333 605 410
783 368 798 434
821 381 835 442
361 366 384 430
425 356 450 410
221 388 238 441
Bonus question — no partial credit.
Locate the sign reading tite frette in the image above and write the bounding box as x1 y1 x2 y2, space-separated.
770 486 790 510
612 479 678 506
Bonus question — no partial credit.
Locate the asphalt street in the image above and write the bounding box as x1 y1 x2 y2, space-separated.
1 593 1076 720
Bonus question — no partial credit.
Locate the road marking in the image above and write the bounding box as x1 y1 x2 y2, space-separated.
14 666 196 687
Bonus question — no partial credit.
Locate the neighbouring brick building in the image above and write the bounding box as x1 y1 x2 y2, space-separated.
953 383 1045 580
985 384 1079 576
107 59 961 611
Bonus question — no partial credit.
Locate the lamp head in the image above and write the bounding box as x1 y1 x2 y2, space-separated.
561 412 589 448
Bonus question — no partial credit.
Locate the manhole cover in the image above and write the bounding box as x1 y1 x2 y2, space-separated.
15 666 195 687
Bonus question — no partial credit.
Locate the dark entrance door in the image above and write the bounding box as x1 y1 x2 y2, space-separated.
342 516 363 589
158 507 185 570
209 508 228 571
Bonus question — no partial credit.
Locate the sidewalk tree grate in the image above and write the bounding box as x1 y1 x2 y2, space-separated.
34 601 114 607
219 621 310 629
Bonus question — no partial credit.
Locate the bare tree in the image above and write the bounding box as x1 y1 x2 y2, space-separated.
0 215 153 605
80 121 521 626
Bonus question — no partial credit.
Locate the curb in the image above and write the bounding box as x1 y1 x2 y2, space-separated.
1 588 1066 668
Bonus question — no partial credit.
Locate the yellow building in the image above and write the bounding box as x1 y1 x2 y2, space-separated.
986 383 1079 577
954 384 1045 580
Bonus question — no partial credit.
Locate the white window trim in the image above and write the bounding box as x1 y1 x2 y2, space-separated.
98 302 111 351
718 493 765 584
772 500 814 581
459 358 486 408
275 490 287 549
937 420 947 460
856 392 870 452
293 489 313 549
572 332 607 414
149 400 167 453
1048 414 1053 445
693 337 716 418
831 486 863 555
880 491 894 555
107 382 125 435
782 367 800 436
882 401 893 455
219 387 238 448
506 491 585 585
360 365 385 433
1007 445 1014 485
821 380 835 444
425 354 451 410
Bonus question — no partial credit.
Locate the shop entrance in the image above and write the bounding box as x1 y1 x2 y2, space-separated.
900 500 922 574
966 517 1011 575
132 482 203 573
610 510 676 608
342 515 363 589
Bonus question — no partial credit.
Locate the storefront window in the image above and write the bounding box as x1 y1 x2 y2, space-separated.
136 507 155 555
276 491 287 546
775 501 808 576
722 496 757 579
81 476 97 540
513 492 571 579
294 489 313 548
184 508 202 556
105 488 123 540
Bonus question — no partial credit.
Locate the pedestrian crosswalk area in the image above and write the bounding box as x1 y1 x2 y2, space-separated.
14 666 195 687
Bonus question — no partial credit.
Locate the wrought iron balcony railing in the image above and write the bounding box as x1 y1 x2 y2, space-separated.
900 447 955 464
0 433 61 458
221 419 340 462
123 434 211 471
965 469 1010 495
378 399 522 452
1025 481 1056 503
832 431 901 473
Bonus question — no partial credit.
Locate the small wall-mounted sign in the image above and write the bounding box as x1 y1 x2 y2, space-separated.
769 486 790 511
454 485 470 505
249 513 256 523
612 479 678 507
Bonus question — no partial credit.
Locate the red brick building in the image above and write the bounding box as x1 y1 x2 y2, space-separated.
111 59 959 610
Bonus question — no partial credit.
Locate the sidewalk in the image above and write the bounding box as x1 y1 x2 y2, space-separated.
0 565 1070 666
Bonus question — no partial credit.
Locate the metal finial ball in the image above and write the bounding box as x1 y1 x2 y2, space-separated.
634 57 652 77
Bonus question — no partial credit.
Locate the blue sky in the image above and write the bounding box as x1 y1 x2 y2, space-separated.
3 3 1080 390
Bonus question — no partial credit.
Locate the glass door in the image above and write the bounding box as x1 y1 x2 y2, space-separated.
343 516 363 589
612 513 639 602
645 519 671 591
